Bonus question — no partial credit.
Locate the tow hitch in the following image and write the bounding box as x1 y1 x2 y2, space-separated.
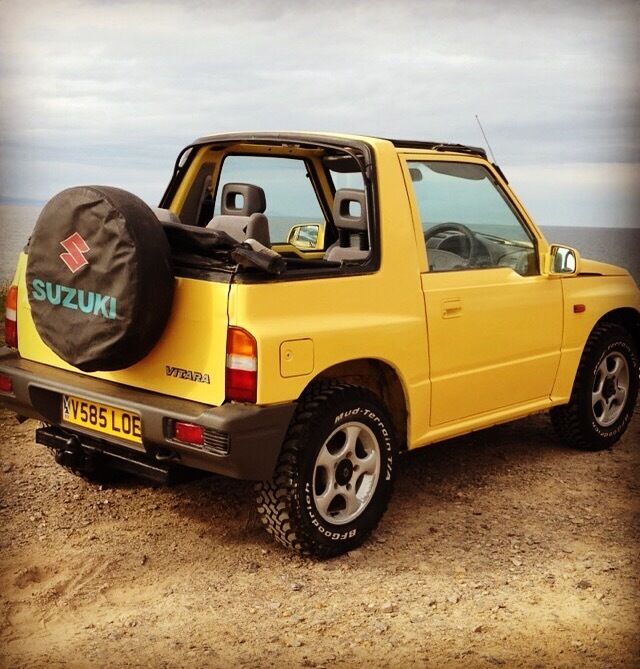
36 426 174 483
53 434 90 470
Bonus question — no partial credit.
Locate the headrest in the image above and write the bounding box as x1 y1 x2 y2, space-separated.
333 188 367 232
221 183 266 216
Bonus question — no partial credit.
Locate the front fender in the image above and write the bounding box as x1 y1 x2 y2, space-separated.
551 273 640 402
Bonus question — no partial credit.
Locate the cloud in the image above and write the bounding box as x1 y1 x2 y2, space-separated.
508 162 640 228
0 0 638 227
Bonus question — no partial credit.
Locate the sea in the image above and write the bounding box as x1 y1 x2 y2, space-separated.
1 204 638 283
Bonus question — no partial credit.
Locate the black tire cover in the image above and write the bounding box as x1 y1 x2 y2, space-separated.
26 186 175 372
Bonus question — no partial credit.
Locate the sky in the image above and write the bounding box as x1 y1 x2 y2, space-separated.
0 0 638 227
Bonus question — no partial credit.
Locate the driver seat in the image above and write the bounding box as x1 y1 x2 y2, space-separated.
207 183 271 247
324 189 369 262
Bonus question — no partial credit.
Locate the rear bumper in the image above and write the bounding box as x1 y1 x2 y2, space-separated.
0 348 296 480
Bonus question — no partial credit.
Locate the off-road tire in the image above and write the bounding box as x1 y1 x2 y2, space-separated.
550 323 638 451
255 382 397 558
26 185 174 372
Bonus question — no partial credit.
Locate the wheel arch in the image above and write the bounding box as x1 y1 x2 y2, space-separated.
550 305 639 450
594 307 640 353
304 358 410 449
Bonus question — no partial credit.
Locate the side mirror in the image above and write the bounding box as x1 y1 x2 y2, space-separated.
287 223 322 250
548 244 580 276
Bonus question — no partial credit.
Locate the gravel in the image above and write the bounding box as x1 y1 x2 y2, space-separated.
0 407 638 668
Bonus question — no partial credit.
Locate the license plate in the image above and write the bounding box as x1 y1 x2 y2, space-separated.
62 395 142 444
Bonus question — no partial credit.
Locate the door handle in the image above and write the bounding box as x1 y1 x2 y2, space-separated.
441 298 462 318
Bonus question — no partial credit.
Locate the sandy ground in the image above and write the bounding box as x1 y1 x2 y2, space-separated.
0 404 638 669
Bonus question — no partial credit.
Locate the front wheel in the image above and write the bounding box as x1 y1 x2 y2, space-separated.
551 323 639 451
255 382 397 558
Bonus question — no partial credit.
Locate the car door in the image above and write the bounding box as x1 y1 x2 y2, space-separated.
402 156 563 426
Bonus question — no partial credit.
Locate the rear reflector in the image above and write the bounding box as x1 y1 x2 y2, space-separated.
226 327 257 403
5 285 18 348
0 373 13 394
173 421 205 446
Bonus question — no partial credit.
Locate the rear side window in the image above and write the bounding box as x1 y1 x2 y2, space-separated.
329 169 365 192
214 156 326 243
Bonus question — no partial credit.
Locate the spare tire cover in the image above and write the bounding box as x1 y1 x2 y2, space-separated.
26 186 175 372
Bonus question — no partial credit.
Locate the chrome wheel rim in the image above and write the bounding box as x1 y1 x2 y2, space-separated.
592 352 630 427
312 421 381 526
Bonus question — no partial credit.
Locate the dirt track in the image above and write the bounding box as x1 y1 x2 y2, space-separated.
0 405 638 669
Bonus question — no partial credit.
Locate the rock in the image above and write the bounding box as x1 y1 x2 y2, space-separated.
291 582 303 591
509 558 522 567
246 561 260 573
447 594 460 605
474 624 484 633
576 579 592 590
381 602 397 613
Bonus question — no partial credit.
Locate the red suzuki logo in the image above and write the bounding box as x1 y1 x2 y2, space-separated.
59 232 90 273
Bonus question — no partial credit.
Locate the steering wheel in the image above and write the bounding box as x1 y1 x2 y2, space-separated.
424 222 479 266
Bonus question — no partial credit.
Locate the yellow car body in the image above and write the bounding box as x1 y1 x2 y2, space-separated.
3 131 638 556
2 132 639 469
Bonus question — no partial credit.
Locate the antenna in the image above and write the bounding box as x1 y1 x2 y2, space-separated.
475 115 497 163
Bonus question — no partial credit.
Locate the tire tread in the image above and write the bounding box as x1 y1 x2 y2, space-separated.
550 322 638 451
255 381 392 558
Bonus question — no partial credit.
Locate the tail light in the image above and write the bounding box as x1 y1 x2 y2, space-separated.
5 284 18 348
0 373 12 394
226 327 257 403
173 421 205 446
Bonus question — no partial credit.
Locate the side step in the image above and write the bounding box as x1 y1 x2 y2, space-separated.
36 426 173 484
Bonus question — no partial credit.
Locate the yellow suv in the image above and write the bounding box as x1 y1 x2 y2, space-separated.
1 132 638 557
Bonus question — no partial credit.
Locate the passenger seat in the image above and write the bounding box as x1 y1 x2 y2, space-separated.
207 183 271 247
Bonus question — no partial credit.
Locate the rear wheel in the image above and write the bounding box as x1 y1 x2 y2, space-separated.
551 323 638 451
255 382 397 558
